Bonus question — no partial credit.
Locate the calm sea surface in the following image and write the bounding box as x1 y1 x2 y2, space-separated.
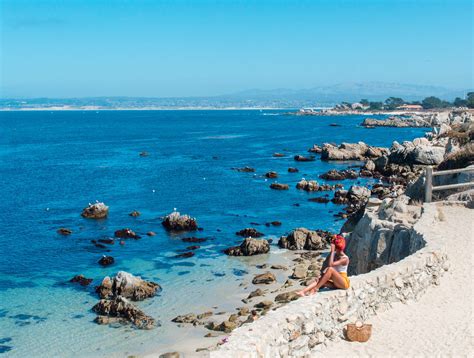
0 110 426 356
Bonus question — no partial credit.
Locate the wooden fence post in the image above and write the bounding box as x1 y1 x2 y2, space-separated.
424 166 433 203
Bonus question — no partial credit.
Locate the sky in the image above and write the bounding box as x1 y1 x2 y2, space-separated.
0 0 472 98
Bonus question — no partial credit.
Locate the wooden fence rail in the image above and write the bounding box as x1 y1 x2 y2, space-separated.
424 166 474 203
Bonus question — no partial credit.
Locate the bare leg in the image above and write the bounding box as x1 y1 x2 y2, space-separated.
297 277 319 296
312 267 347 293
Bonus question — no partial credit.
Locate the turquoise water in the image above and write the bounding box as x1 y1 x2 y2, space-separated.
0 110 426 356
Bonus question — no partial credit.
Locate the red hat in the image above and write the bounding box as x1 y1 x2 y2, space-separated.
333 235 346 251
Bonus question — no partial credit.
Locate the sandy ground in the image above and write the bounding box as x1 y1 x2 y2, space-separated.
319 204 474 357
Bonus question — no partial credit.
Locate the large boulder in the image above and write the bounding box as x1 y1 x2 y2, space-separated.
345 196 423 275
389 140 445 166
92 296 156 330
321 142 388 161
224 238 270 256
347 185 371 203
96 271 160 300
162 212 198 231
278 228 327 250
81 202 109 219
252 272 276 284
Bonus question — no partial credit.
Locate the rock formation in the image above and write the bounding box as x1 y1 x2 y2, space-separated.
92 296 156 330
345 195 424 275
320 169 358 180
224 238 270 256
321 142 388 161
162 211 198 231
278 228 328 250
81 202 109 219
114 228 140 239
96 271 160 300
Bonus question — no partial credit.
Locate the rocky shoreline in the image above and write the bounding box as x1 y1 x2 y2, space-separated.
58 109 472 356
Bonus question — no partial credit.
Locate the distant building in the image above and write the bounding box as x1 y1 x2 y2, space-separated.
397 104 423 111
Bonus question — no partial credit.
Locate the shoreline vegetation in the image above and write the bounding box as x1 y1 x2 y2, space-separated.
54 106 471 356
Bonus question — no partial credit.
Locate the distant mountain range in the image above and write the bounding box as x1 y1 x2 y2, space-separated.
1 82 469 110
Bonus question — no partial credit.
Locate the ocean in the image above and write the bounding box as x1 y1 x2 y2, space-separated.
0 110 426 356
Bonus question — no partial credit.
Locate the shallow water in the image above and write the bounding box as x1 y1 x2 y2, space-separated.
0 110 426 357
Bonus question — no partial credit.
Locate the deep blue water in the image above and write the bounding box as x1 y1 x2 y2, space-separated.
0 110 426 356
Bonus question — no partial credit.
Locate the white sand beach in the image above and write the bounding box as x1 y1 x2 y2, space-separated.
318 204 474 357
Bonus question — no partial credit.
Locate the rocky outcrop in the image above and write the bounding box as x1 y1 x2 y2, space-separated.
320 169 358 180
321 142 388 161
236 228 264 238
96 271 160 300
224 238 270 256
278 228 328 251
296 179 337 192
345 195 424 275
162 211 198 231
389 139 445 166
362 117 430 128
92 296 156 329
81 202 109 219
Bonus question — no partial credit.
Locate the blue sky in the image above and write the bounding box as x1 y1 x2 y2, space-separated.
1 0 472 97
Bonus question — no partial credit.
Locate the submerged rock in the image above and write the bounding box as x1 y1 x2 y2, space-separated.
308 197 330 204
114 228 140 239
70 274 93 286
96 271 160 300
57 228 72 235
81 202 109 219
288 167 299 173
92 296 156 330
224 238 270 256
174 251 195 259
182 237 207 243
129 211 140 217
270 183 289 190
233 166 255 172
98 255 114 266
162 211 198 231
265 171 278 178
278 228 328 250
235 228 264 238
294 155 315 162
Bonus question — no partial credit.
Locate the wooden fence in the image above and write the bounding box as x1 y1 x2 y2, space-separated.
424 166 474 202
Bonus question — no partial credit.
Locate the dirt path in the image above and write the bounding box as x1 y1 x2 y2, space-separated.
318 204 474 357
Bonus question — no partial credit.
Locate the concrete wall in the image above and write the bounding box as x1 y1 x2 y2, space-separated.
214 204 449 357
